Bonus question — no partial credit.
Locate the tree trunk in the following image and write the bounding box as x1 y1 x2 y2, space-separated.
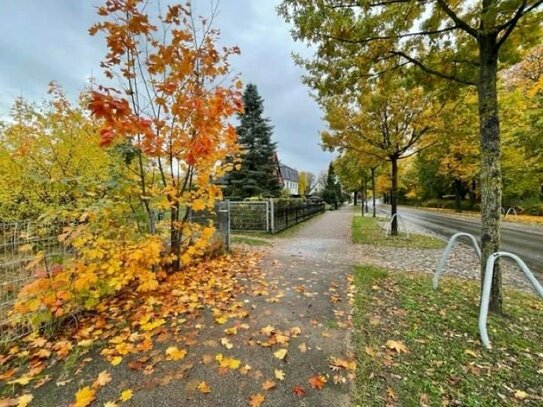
390 157 398 235
469 179 477 210
371 167 376 218
478 37 502 314
354 191 358 206
170 204 181 272
454 178 462 213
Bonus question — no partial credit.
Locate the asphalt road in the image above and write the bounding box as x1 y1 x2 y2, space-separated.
380 205 543 276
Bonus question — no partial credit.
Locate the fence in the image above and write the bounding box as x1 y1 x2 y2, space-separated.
0 207 229 344
228 200 325 233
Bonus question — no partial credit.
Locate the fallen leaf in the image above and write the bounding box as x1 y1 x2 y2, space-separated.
274 369 285 381
297 343 307 353
120 389 133 401
464 349 478 358
165 346 187 361
110 356 122 366
103 402 118 407
386 340 408 354
220 337 233 350
16 394 33 407
73 386 96 407
262 380 276 390
273 349 287 360
261 325 275 336
292 385 306 397
248 393 265 407
309 374 326 390
92 371 112 389
197 381 211 394
514 390 528 400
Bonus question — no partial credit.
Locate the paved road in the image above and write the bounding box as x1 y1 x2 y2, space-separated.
381 205 543 276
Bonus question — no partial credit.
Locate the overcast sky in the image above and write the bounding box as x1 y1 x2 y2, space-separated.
0 0 333 175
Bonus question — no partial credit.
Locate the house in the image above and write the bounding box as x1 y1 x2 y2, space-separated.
278 162 299 195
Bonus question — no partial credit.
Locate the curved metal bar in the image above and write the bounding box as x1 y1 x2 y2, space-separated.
504 208 517 218
433 233 481 290
385 213 409 239
479 251 543 348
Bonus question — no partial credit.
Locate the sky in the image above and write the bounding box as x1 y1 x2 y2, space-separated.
0 0 333 176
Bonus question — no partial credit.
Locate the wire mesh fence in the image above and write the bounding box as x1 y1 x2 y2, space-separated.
0 206 229 344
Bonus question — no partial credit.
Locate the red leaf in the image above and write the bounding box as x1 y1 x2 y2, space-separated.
292 385 306 397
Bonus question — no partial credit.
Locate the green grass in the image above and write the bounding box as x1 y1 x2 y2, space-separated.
352 214 445 249
231 234 273 246
353 265 543 406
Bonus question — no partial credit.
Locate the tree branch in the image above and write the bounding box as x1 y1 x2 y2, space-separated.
320 25 459 46
435 0 479 38
391 51 477 86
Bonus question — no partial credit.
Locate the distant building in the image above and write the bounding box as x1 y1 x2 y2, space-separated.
278 162 299 195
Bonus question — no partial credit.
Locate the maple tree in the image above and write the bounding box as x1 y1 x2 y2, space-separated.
279 0 543 313
321 74 441 234
88 0 242 271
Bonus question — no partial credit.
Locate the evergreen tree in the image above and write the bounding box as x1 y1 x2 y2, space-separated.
225 84 282 198
321 162 341 205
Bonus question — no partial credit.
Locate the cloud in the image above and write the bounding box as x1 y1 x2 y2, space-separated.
0 0 332 174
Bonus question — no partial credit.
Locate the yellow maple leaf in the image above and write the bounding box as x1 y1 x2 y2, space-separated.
386 340 408 354
165 346 187 361
197 381 212 394
17 394 33 407
120 389 133 402
104 402 118 407
274 369 285 380
110 356 122 366
73 386 96 407
92 370 112 389
273 349 287 360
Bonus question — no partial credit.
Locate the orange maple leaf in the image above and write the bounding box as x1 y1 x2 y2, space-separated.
309 374 326 390
248 393 265 407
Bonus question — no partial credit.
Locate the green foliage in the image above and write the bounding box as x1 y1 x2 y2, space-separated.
224 84 282 199
321 162 342 205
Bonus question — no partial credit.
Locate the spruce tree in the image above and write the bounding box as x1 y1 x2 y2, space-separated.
321 162 341 205
225 84 282 198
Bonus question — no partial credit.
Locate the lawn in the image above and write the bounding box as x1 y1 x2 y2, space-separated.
353 265 543 406
352 214 445 249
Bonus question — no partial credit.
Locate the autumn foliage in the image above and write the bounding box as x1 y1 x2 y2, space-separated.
9 0 242 331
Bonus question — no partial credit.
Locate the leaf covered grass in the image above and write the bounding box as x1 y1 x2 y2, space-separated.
352 214 445 249
353 265 543 406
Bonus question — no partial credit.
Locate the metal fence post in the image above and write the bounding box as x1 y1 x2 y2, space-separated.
226 200 231 251
270 199 275 233
265 200 270 233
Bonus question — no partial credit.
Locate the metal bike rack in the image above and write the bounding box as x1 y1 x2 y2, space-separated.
479 251 543 348
504 208 517 218
384 213 410 239
433 233 481 290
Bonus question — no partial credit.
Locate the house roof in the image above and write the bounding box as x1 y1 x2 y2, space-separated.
279 163 298 182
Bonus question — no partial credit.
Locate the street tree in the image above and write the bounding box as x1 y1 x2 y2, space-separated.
278 0 543 313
